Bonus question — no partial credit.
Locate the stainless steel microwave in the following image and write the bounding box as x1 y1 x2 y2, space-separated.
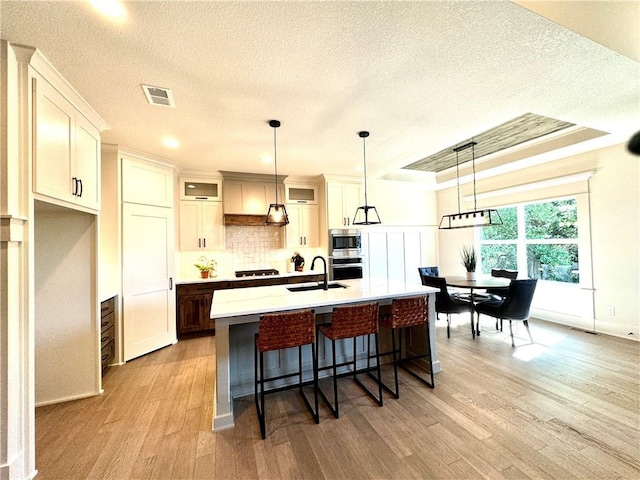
329 229 362 258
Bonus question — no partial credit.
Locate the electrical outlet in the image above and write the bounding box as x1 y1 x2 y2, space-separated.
606 306 615 316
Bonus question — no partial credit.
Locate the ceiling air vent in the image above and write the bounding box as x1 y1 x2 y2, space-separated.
141 84 175 108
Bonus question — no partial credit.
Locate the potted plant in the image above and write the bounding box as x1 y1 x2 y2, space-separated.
460 244 477 280
194 258 217 279
194 262 211 279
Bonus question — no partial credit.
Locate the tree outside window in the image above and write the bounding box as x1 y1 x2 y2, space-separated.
479 199 579 284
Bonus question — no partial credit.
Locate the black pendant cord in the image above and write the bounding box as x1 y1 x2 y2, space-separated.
269 119 281 206
362 134 368 207
273 126 278 205
456 149 461 215
471 141 477 211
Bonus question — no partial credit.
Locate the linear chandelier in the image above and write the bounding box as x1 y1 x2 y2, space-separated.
265 119 289 226
439 141 503 230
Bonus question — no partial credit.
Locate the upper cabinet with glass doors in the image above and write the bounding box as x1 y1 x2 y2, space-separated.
180 177 222 202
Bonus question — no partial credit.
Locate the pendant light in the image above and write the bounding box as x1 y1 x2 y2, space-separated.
265 119 289 226
352 131 381 225
439 141 503 230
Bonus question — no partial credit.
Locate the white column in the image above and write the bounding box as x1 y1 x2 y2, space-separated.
212 318 235 431
0 41 38 480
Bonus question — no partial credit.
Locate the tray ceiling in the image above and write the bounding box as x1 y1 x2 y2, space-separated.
403 113 579 173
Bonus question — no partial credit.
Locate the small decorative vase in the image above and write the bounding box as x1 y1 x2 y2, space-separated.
466 271 476 281
200 270 209 279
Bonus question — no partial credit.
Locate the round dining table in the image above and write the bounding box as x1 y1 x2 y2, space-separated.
445 276 511 336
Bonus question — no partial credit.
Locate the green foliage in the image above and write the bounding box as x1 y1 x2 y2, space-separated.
479 199 579 283
527 244 579 283
481 207 518 240
525 200 577 239
480 244 517 274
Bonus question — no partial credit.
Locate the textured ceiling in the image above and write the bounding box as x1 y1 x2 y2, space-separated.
1 1 638 182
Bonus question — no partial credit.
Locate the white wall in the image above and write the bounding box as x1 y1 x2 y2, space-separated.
588 144 639 337
99 146 121 300
34 202 100 405
436 142 640 339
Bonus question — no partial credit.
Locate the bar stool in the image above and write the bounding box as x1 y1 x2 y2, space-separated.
316 302 383 418
375 296 434 399
254 309 319 439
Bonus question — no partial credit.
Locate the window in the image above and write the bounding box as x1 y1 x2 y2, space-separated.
479 198 579 284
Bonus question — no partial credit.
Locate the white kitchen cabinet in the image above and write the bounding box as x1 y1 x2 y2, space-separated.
286 203 319 247
121 155 174 207
365 231 388 280
122 202 176 361
180 200 224 251
223 181 283 214
326 182 362 228
33 74 101 211
180 177 222 201
363 227 437 283
285 184 318 204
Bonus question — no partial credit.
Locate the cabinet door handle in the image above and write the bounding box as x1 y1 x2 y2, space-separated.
203 238 206 248
72 177 78 196
198 238 201 248
169 277 173 290
77 178 83 197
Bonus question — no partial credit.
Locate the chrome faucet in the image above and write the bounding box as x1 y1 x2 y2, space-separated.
311 255 328 290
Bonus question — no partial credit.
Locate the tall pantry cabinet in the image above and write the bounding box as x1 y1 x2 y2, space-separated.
101 146 177 363
27 47 110 408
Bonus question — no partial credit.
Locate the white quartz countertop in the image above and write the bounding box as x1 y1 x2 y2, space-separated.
176 270 323 285
210 278 438 319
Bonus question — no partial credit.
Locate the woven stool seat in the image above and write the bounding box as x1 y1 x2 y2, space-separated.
317 303 379 341
379 296 428 329
316 302 383 418
373 296 434 399
257 310 315 352
255 309 318 439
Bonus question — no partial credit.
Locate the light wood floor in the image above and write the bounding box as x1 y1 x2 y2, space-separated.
36 318 640 479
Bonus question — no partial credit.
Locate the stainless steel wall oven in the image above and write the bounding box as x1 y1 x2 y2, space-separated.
329 229 361 258
329 229 364 280
329 256 364 280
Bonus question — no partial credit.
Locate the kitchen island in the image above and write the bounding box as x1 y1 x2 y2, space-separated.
210 277 439 431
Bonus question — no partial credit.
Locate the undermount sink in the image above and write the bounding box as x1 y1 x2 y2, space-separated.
286 283 347 292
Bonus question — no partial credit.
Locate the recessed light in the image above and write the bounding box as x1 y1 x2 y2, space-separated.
261 155 272 163
162 137 179 149
89 0 127 21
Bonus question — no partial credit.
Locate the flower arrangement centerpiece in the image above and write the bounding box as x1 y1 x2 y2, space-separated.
460 245 477 280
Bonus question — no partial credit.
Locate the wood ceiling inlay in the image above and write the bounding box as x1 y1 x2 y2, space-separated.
403 113 575 173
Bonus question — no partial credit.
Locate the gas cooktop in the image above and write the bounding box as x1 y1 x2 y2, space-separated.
234 269 280 278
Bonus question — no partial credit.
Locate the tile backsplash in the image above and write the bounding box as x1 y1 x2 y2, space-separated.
225 225 284 270
178 226 324 279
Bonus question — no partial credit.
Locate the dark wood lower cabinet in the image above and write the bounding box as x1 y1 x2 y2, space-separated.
177 282 227 338
176 274 324 338
100 297 115 374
